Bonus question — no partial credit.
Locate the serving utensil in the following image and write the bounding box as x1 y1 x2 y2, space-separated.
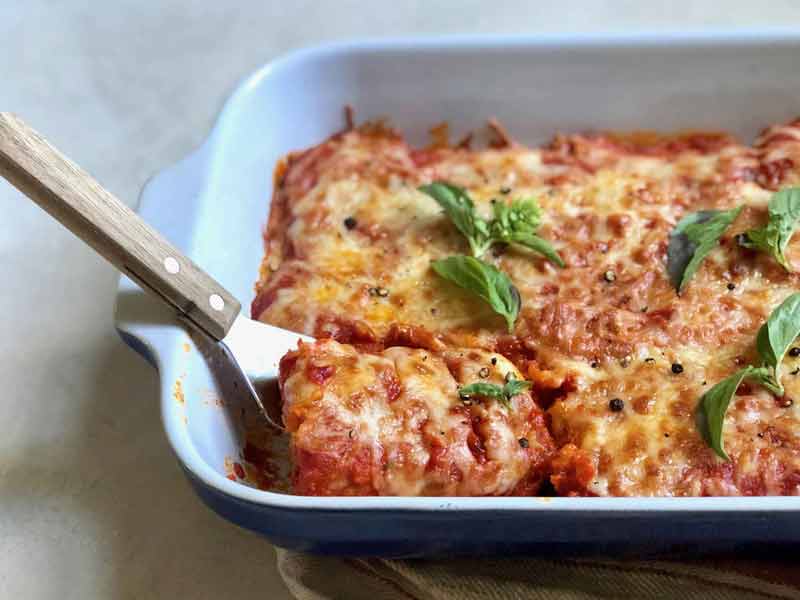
0 112 308 429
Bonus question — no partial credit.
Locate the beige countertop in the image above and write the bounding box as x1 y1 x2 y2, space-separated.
2 2 799 598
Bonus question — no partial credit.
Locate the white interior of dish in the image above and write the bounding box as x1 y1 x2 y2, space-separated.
119 32 800 510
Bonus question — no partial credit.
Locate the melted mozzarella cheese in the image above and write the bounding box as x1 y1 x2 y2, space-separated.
259 121 800 496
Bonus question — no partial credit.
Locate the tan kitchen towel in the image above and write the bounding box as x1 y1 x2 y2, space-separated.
277 550 800 599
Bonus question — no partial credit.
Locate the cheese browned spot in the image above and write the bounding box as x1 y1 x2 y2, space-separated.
279 340 553 496
258 119 800 496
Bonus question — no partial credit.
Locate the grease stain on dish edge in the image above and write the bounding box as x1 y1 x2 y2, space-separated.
173 379 185 404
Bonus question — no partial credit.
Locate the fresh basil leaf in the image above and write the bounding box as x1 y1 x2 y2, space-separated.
507 232 566 268
431 255 520 332
667 206 742 292
697 366 771 460
459 378 531 409
419 182 491 256
459 382 505 400
755 292 800 394
741 187 800 271
667 210 719 287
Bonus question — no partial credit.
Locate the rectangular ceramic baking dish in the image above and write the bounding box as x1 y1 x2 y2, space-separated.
117 31 800 557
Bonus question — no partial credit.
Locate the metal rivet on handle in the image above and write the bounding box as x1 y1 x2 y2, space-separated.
209 294 225 311
164 256 180 274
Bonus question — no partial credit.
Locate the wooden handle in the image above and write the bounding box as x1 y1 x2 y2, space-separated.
0 112 240 340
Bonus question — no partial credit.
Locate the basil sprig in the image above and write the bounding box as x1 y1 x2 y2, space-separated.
740 187 800 271
667 207 742 292
420 182 563 267
756 292 800 394
697 292 800 459
431 255 520 332
459 378 532 409
490 199 566 267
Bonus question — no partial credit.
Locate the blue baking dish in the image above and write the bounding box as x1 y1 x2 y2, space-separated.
116 31 800 556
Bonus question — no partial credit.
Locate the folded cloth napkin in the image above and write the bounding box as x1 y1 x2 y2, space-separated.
277 550 800 599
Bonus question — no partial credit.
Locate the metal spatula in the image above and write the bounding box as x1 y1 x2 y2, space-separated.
0 112 310 430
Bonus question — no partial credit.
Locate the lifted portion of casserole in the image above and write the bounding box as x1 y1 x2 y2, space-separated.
279 339 553 496
255 115 800 496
